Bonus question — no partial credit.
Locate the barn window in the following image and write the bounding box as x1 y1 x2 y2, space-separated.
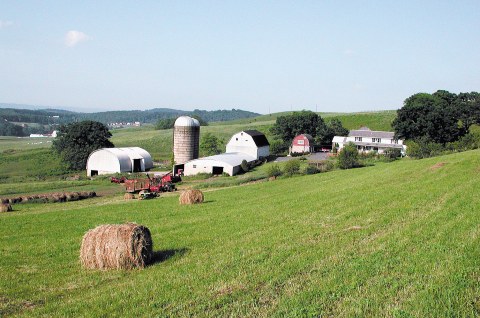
298 140 304 145
236 138 238 141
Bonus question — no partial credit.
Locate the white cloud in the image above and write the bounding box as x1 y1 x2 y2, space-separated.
65 30 90 47
0 20 13 29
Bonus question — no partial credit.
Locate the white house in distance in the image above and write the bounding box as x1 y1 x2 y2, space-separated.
183 130 270 176
86 147 153 176
332 127 406 154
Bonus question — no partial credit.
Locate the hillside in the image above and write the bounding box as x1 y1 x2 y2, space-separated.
0 106 261 136
0 150 478 316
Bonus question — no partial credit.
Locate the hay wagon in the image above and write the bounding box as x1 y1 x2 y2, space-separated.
124 173 179 199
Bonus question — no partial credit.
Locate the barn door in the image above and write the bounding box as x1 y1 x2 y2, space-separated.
133 159 142 172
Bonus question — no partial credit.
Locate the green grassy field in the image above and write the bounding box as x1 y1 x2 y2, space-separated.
1 150 479 317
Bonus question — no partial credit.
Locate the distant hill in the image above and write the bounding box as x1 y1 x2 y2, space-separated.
0 105 261 136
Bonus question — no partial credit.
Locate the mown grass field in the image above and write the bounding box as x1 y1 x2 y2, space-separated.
1 150 479 317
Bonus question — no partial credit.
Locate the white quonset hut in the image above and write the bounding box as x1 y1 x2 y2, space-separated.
183 130 270 176
86 147 153 176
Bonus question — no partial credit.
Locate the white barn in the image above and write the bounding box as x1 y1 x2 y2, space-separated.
86 147 153 176
226 130 270 159
183 130 270 176
184 153 257 176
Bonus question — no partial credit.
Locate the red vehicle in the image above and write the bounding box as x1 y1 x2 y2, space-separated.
124 173 180 194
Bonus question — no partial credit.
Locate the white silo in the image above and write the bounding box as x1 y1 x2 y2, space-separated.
173 116 200 167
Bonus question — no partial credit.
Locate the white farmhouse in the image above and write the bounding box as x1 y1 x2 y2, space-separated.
86 147 153 176
332 127 406 155
183 130 270 176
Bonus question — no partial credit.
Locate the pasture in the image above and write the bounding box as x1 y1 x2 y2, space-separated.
1 149 479 317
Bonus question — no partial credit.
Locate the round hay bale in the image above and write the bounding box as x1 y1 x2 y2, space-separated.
0 203 12 212
124 193 135 200
88 191 96 198
179 189 204 205
79 223 153 270
1 198 9 204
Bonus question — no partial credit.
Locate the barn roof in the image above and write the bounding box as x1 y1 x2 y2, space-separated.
297 134 314 141
243 130 270 147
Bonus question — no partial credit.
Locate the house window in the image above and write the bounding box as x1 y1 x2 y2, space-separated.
298 140 304 145
391 139 398 144
372 138 381 143
355 137 362 142
193 165 196 168
236 138 238 141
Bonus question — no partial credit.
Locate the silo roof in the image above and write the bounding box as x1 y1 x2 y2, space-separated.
175 116 200 127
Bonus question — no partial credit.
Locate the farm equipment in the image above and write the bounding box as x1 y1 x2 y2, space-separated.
110 176 127 183
124 173 180 198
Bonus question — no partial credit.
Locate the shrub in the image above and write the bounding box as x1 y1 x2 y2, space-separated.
406 138 443 159
283 159 301 176
338 142 360 169
266 164 282 178
240 160 249 172
383 148 402 161
304 165 319 175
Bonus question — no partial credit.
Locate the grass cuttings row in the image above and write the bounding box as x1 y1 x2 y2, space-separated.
0 149 479 317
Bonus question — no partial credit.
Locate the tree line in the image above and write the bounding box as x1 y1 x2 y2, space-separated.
392 90 480 158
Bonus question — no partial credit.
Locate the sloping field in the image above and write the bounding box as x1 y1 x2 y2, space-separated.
1 150 479 317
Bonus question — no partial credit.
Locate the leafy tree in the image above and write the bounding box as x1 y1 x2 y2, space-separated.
271 111 327 143
392 90 480 144
200 132 221 156
52 121 114 170
316 118 349 145
155 118 176 130
338 142 360 169
270 139 288 155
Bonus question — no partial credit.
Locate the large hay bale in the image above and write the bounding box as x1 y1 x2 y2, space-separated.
80 223 153 270
124 193 135 200
179 189 204 205
0 203 12 212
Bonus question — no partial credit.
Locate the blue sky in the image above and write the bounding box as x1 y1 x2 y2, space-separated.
0 1 479 113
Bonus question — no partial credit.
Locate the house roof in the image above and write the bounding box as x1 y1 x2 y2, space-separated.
187 152 257 167
348 127 395 139
243 130 270 147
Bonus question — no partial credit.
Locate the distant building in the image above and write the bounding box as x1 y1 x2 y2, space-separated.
183 130 270 176
29 130 57 138
86 147 153 176
332 127 406 154
290 134 315 154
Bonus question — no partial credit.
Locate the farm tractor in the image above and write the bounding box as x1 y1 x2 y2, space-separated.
123 173 180 200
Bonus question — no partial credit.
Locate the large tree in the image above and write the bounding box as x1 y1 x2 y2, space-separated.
316 118 349 146
52 120 114 170
200 132 221 156
270 111 327 143
393 91 467 144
